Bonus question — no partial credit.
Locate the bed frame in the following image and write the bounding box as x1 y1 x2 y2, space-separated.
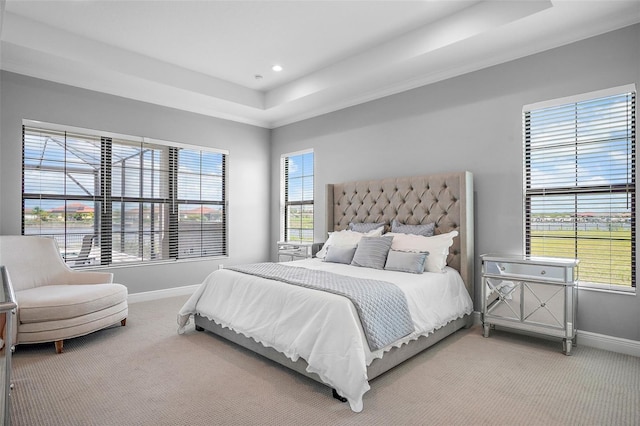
194 171 474 400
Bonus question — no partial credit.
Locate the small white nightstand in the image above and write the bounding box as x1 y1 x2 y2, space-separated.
277 241 321 262
481 254 579 355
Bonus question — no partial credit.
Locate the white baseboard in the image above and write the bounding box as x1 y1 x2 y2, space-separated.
577 330 640 358
128 284 199 304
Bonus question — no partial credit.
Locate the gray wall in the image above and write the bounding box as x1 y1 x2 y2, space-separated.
270 24 640 342
0 71 271 294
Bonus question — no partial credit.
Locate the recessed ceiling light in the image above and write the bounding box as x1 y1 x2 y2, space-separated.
272 65 283 72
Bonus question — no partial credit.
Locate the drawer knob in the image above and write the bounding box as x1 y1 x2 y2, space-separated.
499 266 506 271
540 270 546 275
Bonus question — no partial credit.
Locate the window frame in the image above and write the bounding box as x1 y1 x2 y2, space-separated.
22 120 228 268
522 85 636 292
280 149 314 243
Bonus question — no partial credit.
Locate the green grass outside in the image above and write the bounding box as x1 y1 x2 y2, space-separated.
288 215 313 228
286 211 314 242
531 229 632 286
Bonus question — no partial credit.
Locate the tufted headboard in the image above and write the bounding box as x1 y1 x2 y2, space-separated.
326 171 474 297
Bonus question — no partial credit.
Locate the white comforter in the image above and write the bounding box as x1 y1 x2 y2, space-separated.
177 259 473 412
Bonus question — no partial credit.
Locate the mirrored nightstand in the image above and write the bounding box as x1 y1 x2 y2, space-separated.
277 241 322 262
481 254 579 355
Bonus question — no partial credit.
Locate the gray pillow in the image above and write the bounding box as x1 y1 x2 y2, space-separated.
348 222 385 233
351 235 394 269
391 219 435 237
324 245 357 264
384 250 428 274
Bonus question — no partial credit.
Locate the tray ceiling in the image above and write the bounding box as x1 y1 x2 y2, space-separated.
1 0 639 128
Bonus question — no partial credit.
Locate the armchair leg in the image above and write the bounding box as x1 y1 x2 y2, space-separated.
52 318 125 354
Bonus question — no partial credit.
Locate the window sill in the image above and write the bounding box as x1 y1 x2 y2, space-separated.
76 255 228 271
577 282 636 296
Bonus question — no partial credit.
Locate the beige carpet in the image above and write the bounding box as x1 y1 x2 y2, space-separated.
10 295 640 426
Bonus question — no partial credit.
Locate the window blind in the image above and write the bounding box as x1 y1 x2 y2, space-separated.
22 123 227 268
524 89 636 289
283 151 314 242
175 148 227 259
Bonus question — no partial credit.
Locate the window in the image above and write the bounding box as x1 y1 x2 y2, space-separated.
282 150 314 242
524 86 636 291
22 121 227 268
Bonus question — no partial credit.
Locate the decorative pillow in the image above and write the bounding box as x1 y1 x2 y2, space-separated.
387 230 459 273
351 235 394 269
384 250 428 274
348 222 385 233
324 245 357 264
391 219 435 237
315 227 384 259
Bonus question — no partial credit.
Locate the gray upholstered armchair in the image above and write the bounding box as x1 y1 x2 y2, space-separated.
0 236 128 353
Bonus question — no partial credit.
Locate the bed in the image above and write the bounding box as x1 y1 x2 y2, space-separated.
177 171 474 412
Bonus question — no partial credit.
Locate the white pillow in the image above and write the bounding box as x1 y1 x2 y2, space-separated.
316 227 384 259
387 230 459 273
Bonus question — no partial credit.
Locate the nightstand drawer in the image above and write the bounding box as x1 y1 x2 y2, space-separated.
485 261 570 282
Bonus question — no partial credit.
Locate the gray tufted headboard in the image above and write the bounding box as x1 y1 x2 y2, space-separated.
326 171 474 297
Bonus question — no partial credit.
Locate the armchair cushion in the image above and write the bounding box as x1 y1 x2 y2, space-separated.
17 283 128 324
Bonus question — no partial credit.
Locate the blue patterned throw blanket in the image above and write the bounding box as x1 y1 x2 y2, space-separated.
227 263 414 351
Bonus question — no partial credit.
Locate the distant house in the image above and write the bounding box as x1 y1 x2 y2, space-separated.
181 206 220 221
50 203 95 220
23 208 37 221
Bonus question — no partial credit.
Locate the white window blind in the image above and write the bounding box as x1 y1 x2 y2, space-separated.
524 87 636 290
22 123 227 268
175 148 226 259
283 150 314 242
